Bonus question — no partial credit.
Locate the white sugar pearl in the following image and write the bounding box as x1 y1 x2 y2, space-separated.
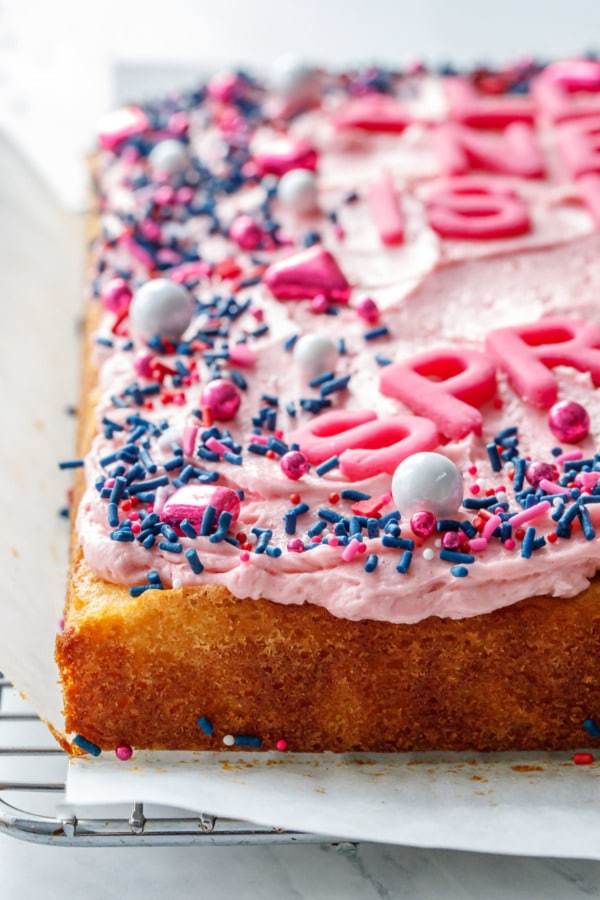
148 139 189 174
293 333 338 377
391 452 464 519
222 734 235 747
277 168 319 215
422 548 434 561
130 278 194 341
269 54 315 96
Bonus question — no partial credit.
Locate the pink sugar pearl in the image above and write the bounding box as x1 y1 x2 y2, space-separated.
200 379 241 421
280 450 309 480
115 744 133 761
525 461 555 488
287 538 304 552
355 296 379 323
229 215 263 250
100 277 132 315
548 400 590 443
441 532 462 551
410 509 436 538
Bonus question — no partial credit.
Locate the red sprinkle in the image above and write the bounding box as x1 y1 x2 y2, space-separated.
290 493 302 505
328 492 340 504
573 752 594 765
547 532 559 544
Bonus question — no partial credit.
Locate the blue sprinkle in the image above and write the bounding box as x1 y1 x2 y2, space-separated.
265 545 282 558
128 475 169 494
578 505 596 540
284 513 297 535
316 455 340 477
494 426 518 443
234 735 262 748
110 530 135 543
148 570 163 587
247 442 268 456
450 565 469 578
143 534 156 549
436 519 461 532
341 489 370 501
583 718 600 739
320 375 351 397
286 402 297 418
96 336 114 348
308 520 327 537
107 502 119 527
440 549 475 564
200 505 217 535
521 527 536 558
396 551 413 574
224 451 243 465
261 393 279 406
197 716 214 736
267 437 288 455
365 553 378 573
338 338 346 355
185 548 204 573
318 507 343 523
284 334 299 351
309 370 335 388
462 496 499 510
230 370 247 390
158 541 183 553
486 443 502 473
460 520 478 539
161 523 178 542
382 535 415 550
367 519 380 539
363 325 389 341
58 459 85 469
73 735 102 756
375 353 392 367
129 585 151 597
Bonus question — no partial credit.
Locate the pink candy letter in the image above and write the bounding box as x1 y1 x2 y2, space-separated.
292 410 439 480
486 317 600 408
426 177 530 240
433 123 544 179
444 77 536 129
379 347 497 440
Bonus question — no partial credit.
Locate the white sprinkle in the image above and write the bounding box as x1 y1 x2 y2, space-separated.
222 734 235 747
434 538 442 548
422 548 434 561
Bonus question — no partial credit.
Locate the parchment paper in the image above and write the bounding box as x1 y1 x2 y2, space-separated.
2 112 600 861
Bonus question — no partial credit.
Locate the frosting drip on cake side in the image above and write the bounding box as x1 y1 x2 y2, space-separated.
73 62 600 623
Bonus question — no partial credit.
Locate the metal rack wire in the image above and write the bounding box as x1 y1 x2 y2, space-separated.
0 673 348 847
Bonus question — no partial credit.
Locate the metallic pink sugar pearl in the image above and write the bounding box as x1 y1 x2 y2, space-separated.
548 400 590 444
355 296 380 323
229 214 263 250
287 538 304 552
100 277 132 315
115 744 133 761
441 532 462 551
525 461 555 488
280 450 309 480
200 378 241 421
409 509 437 538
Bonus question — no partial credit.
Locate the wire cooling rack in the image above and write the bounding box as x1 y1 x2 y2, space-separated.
0 673 351 847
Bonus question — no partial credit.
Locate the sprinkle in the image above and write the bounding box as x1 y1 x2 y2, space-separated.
316 455 340 476
197 716 214 736
234 734 262 748
486 443 502 472
158 540 183 553
509 500 551 528
309 370 335 388
115 744 133 761
396 550 413 574
185 547 204 573
573 752 594 765
482 514 503 540
73 735 102 756
276 739 288 751
462 496 499 510
422 548 435 560
58 458 85 469
375 354 392 366
439 549 475 564
450 565 469 578
284 334 299 351
468 537 488 552
583 718 600 738
200 504 217 535
320 375 351 397
365 553 378 572
342 537 363 562
363 325 390 341
222 734 235 747
180 518 198 539
382 535 415 551
578 505 596 540
209 510 233 542
107 502 120 527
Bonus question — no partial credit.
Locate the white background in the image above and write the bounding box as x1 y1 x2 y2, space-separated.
4 0 600 895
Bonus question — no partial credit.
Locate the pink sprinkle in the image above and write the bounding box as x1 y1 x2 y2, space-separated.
357 542 367 553
206 436 230 457
355 296 380 324
153 485 168 518
469 537 488 552
130 522 141 534
342 538 363 562
555 449 584 466
182 425 198 457
482 514 502 540
249 306 264 322
538 478 566 495
311 293 328 314
228 343 257 368
276 739 288 751
240 551 250 563
468 465 478 476
509 500 552 528
470 483 481 495
333 223 345 239
129 512 140 521
287 539 304 553
115 744 133 761
504 538 516 551
327 536 339 547
105 478 116 488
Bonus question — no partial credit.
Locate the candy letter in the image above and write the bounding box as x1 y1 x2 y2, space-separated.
426 177 530 240
292 409 439 480
556 116 600 179
534 60 600 123
367 172 404 245
486 317 600 407
333 94 413 132
379 347 497 440
444 77 536 129
432 123 544 178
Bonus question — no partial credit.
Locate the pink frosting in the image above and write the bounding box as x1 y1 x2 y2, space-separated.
79 67 600 625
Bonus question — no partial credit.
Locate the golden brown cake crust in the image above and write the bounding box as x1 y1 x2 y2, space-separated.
56 544 600 752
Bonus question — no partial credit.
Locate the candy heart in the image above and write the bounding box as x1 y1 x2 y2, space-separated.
161 485 241 528
264 246 351 303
